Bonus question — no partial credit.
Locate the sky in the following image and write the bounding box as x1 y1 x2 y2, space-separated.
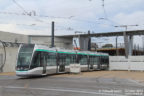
0 0 144 47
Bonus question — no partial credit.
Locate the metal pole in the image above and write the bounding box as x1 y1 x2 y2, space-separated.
51 21 55 47
114 24 138 58
129 35 133 56
78 35 81 50
142 36 144 55
123 26 129 58
116 36 118 56
88 30 91 51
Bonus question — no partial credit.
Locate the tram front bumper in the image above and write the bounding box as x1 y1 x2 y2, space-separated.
16 67 43 77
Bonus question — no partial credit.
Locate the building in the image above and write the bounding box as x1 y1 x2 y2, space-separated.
1 30 144 72
0 31 73 72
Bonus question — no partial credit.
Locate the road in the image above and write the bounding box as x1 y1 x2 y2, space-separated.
0 75 144 96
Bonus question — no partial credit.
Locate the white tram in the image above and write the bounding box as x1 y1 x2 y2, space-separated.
16 44 109 77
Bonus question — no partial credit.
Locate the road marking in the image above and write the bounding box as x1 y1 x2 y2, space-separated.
127 79 144 86
0 86 126 96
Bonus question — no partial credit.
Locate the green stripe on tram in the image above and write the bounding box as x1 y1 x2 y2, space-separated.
16 70 28 72
36 49 56 53
58 51 76 54
36 49 108 56
77 53 88 55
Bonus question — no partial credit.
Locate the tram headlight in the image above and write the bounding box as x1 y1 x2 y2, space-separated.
16 67 20 70
23 68 29 71
16 67 29 71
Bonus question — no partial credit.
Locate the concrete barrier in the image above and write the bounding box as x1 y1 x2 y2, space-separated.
70 63 81 73
109 56 144 71
2 47 18 72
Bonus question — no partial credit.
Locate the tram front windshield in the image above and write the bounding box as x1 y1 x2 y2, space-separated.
16 44 34 71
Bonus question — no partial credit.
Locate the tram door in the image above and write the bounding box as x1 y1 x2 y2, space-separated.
89 56 94 70
97 56 101 69
58 53 65 72
41 52 46 74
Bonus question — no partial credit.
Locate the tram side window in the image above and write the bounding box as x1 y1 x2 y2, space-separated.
30 51 41 69
106 56 109 64
104 56 107 64
94 56 98 65
89 56 94 65
103 57 105 64
99 56 102 64
101 56 103 64
77 55 82 64
57 53 70 66
70 54 76 64
80 55 87 65
46 52 56 66
104 56 109 64
66 54 71 66
58 53 66 65
89 56 91 64
101 56 106 64
94 56 96 64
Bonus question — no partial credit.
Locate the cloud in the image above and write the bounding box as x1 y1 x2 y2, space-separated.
0 0 144 35
113 11 144 30
106 0 144 14
111 11 144 47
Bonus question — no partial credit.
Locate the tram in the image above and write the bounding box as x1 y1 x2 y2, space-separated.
16 44 109 77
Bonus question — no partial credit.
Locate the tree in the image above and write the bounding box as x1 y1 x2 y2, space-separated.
102 44 113 48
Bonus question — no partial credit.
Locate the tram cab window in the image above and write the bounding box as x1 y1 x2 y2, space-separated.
30 51 41 69
17 44 34 70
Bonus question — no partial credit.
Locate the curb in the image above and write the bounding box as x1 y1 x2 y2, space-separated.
0 72 15 76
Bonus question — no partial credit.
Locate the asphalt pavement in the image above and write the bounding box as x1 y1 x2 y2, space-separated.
0 75 144 96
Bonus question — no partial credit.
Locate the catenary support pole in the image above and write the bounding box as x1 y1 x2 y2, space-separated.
123 27 129 58
88 30 91 51
51 21 55 47
128 35 133 56
116 36 119 56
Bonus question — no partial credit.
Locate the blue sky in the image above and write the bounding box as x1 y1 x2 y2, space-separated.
0 0 144 47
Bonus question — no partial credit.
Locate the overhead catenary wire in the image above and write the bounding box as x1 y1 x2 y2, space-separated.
100 0 143 30
6 0 105 25
100 0 118 27
11 0 81 30
12 0 28 15
102 0 108 20
2 0 141 32
12 0 46 23
0 11 75 20
0 11 101 24
1 0 113 28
